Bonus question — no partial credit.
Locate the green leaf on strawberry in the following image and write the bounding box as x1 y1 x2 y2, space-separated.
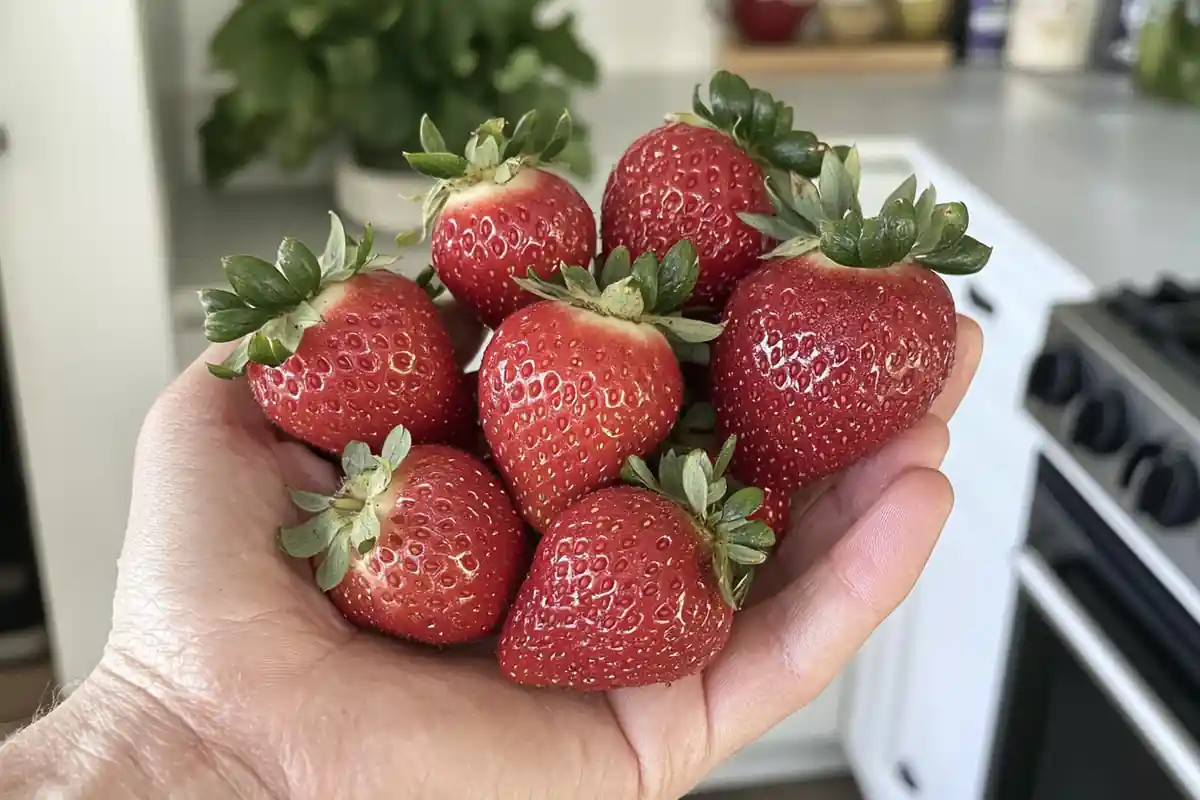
740 149 994 276
515 239 725 347
201 211 402 379
402 110 578 240
621 437 775 609
674 70 844 180
599 245 633 287
279 425 423 591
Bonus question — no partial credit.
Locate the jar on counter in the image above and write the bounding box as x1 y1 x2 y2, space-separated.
730 0 818 43
895 0 952 40
965 0 1012 64
820 0 893 43
1006 0 1105 71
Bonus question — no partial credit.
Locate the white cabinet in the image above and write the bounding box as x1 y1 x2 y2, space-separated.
0 0 176 684
842 148 1093 800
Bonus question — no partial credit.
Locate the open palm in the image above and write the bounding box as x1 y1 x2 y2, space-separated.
99 313 981 800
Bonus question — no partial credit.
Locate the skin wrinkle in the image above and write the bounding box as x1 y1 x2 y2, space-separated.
785 470 952 675
95 661 273 800
65 661 268 799
749 415 950 606
826 495 913 617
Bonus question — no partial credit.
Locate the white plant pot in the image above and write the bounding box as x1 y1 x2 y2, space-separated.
333 151 435 234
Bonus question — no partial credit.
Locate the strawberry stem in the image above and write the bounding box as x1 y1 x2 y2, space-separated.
739 151 994 276
621 436 775 609
511 242 726 346
279 426 414 592
675 70 834 180
201 212 396 379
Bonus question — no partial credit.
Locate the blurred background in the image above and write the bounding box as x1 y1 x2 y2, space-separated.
3 1 1200 797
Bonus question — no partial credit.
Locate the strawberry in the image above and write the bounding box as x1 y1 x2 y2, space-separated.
498 439 775 690
201 213 473 455
601 70 835 312
477 241 724 534
405 112 597 329
280 426 527 645
713 152 993 527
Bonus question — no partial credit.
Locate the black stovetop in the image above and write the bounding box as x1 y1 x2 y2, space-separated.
1107 279 1200 381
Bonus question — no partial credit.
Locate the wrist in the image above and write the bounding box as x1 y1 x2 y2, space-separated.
0 658 264 798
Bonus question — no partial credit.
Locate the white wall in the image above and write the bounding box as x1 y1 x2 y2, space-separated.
0 0 176 685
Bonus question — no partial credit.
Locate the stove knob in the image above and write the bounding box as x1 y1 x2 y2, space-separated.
1029 347 1084 406
1137 450 1200 528
1071 390 1130 454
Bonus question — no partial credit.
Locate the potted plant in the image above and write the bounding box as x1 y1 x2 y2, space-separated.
199 0 600 232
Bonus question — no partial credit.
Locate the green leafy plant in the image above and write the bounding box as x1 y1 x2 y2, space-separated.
1136 0 1200 107
199 0 599 186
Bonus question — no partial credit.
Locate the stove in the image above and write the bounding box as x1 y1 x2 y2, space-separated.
1025 278 1200 623
989 278 1200 799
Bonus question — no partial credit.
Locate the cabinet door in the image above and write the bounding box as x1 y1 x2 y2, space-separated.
844 285 1045 800
882 309 1041 800
0 0 175 683
841 156 1094 800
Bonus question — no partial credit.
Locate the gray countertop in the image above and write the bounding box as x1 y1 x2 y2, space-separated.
169 69 1200 304
580 69 1200 291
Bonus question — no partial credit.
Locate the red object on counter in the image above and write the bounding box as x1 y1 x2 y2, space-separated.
730 0 813 43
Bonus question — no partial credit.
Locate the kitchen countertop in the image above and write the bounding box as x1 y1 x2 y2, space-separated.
582 68 1200 291
169 69 1200 303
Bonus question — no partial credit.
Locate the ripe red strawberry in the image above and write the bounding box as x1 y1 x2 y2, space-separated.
201 213 473 455
713 154 993 526
280 426 526 645
405 112 597 329
601 70 833 312
477 241 724 534
498 440 775 690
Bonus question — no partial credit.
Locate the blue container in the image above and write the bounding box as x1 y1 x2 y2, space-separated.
966 0 1011 63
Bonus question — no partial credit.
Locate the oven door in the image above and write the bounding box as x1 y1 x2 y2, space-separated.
986 456 1200 800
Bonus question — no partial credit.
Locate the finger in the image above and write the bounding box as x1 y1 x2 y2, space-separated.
154 341 280 434
155 342 335 477
703 467 953 761
929 314 983 423
779 316 975 552
751 414 950 602
130 344 338 554
758 317 980 545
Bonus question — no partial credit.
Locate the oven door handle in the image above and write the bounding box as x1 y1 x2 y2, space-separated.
1016 547 1200 798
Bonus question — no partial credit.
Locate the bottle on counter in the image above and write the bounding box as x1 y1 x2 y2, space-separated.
819 0 893 43
964 0 1012 64
1090 0 1147 70
1006 0 1105 72
895 0 954 40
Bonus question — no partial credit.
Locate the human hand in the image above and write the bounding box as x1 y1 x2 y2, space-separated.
1 310 981 800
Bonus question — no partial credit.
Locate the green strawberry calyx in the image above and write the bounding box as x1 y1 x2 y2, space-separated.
667 69 838 181
660 401 718 455
403 110 575 241
512 240 726 346
279 425 415 592
739 149 994 276
201 212 441 379
622 436 775 610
